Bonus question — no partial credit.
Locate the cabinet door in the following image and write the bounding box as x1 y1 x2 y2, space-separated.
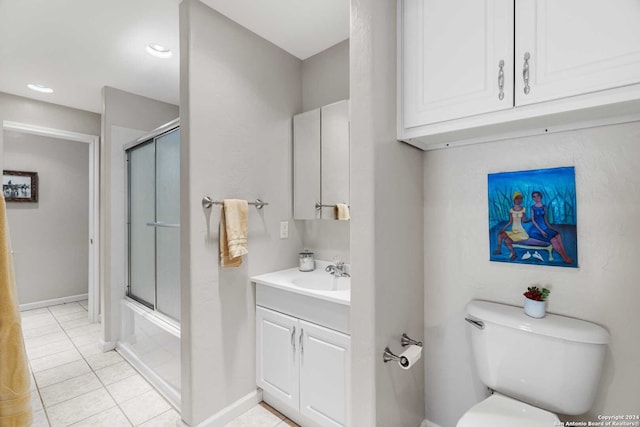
516 0 640 106
256 307 300 411
294 109 321 220
401 0 514 127
320 100 349 220
299 321 350 427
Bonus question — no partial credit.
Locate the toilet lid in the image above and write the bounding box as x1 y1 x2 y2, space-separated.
457 393 560 427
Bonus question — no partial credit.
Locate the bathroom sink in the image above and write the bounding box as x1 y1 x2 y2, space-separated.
251 261 351 334
251 261 350 305
291 273 349 292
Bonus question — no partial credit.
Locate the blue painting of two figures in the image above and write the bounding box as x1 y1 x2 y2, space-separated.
488 166 578 268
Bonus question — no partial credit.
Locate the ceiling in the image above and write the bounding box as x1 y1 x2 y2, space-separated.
0 0 349 114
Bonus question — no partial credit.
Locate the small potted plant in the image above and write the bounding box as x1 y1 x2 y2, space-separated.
523 286 550 318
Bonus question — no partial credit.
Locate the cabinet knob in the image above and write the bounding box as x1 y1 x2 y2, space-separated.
523 52 531 95
498 60 505 100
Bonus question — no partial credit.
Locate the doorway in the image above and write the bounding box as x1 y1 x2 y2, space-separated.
2 121 100 322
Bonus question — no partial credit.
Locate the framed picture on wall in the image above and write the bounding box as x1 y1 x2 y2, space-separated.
488 166 577 268
2 170 38 203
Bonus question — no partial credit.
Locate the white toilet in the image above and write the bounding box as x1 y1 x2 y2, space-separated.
458 300 609 427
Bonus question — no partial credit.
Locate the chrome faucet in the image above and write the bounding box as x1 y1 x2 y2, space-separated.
325 260 350 277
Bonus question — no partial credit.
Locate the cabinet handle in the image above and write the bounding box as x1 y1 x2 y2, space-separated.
523 52 531 95
291 326 296 352
299 328 304 356
498 60 505 100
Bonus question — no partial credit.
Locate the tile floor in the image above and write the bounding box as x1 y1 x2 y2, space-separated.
21 301 298 427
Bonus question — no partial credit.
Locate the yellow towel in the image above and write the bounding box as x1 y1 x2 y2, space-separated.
0 196 32 427
220 199 248 267
335 203 350 221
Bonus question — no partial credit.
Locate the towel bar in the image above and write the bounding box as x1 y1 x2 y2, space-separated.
201 196 268 210
315 202 350 210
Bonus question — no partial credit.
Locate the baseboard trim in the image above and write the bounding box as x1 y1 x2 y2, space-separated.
19 293 89 311
421 420 443 427
117 342 181 410
195 389 263 427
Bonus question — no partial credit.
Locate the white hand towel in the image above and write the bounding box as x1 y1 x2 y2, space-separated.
335 203 350 221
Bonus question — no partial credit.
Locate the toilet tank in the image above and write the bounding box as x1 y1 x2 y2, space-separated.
465 300 609 415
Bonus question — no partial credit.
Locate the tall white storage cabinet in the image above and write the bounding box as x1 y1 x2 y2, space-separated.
399 0 640 149
256 307 350 427
293 100 349 220
293 109 321 220
319 100 350 221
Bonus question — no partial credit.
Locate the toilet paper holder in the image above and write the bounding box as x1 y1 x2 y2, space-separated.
382 347 403 364
383 333 423 364
401 333 422 347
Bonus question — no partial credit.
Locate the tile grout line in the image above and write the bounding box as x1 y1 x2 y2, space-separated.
42 303 91 426
27 358 51 427
25 303 87 427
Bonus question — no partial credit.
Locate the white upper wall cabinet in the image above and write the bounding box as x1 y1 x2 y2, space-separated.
294 100 350 220
294 109 321 220
398 0 640 150
402 0 514 127
515 0 640 106
320 100 350 220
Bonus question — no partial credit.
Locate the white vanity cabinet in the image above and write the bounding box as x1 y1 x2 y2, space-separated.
299 319 350 427
399 0 640 149
293 100 349 220
256 306 350 427
256 307 300 410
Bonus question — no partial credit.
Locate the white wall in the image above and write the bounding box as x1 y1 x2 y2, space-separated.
350 0 425 425
3 132 89 304
179 0 303 423
299 40 351 263
302 39 349 112
100 86 179 345
423 122 640 426
0 92 100 171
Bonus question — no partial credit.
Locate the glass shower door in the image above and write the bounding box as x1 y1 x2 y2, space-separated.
154 129 180 320
127 127 180 322
128 142 156 308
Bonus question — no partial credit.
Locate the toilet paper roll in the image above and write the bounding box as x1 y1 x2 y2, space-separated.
399 344 422 370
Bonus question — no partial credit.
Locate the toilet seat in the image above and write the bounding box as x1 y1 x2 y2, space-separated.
457 393 560 427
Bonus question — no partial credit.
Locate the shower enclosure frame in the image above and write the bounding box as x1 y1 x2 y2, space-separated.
123 118 181 325
119 118 181 408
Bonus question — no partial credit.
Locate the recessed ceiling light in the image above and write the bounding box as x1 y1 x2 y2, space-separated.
146 44 172 59
27 83 54 94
